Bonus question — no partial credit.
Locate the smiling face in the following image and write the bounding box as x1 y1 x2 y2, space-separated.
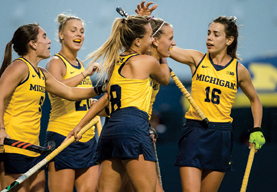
153 25 176 58
206 22 233 55
35 27 51 59
59 19 84 52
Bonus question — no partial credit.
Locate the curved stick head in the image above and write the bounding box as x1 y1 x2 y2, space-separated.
42 141 56 154
116 7 128 18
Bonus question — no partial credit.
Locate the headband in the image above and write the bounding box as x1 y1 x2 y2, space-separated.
152 21 165 37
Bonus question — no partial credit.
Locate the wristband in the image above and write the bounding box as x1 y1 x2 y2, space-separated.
250 127 263 133
0 127 5 130
94 86 104 95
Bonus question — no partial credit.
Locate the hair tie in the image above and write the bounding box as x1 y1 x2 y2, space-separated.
229 16 237 23
148 16 154 21
121 18 125 24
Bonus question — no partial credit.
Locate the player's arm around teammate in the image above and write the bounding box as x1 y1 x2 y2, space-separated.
68 15 169 192
0 23 101 192
136 2 265 192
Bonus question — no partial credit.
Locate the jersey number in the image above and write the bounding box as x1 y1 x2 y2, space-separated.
110 85 121 113
204 86 221 105
75 99 91 111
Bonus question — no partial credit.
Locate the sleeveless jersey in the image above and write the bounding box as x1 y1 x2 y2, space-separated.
47 53 95 142
108 53 152 115
148 79 160 119
4 57 45 157
185 53 238 123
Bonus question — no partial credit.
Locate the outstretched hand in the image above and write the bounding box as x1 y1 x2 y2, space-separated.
135 1 158 16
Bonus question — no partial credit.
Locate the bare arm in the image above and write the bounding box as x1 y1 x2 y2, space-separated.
150 57 170 86
66 93 109 141
41 67 98 101
46 56 99 87
0 60 28 143
238 63 263 151
238 63 262 127
170 47 205 74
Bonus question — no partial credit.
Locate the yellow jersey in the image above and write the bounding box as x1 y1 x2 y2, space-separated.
108 54 152 115
148 79 160 119
47 53 95 142
4 57 46 157
185 53 238 122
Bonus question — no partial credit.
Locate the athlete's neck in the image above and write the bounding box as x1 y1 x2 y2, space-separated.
59 47 78 65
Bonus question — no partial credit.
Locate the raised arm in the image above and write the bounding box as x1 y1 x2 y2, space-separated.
149 56 170 86
135 1 158 16
46 56 99 87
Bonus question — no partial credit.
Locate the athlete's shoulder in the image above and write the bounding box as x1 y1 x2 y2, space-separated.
46 54 65 69
8 59 29 73
130 55 157 64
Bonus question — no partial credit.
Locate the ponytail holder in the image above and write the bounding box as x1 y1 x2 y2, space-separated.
229 16 237 23
121 18 125 24
148 16 154 21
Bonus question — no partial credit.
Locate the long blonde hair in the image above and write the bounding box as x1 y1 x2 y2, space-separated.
86 15 149 81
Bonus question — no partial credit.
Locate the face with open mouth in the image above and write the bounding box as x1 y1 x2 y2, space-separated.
59 19 85 52
154 25 176 58
206 22 230 54
35 27 51 59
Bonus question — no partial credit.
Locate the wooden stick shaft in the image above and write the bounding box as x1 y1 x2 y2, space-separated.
96 116 102 137
2 118 98 192
170 70 209 124
152 142 162 187
240 145 256 192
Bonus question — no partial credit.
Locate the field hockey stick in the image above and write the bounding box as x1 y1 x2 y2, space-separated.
152 142 162 187
3 138 55 154
1 117 99 192
116 6 129 17
149 128 163 187
169 68 209 124
96 116 102 137
240 144 256 192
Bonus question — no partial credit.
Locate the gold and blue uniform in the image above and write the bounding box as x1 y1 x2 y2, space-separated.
148 79 160 119
107 53 152 114
47 53 95 142
4 57 45 157
185 53 238 122
175 53 238 171
45 53 97 169
97 54 156 162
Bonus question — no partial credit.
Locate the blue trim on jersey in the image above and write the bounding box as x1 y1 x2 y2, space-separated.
17 71 29 87
192 53 206 78
118 54 139 78
236 61 239 88
56 53 81 69
21 57 41 78
208 53 234 71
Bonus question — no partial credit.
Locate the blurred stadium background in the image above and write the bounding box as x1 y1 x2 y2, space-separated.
1 0 277 191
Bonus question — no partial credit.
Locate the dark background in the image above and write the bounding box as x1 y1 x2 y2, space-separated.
41 82 277 192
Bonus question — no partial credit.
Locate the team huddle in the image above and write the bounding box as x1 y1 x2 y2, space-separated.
0 1 265 192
